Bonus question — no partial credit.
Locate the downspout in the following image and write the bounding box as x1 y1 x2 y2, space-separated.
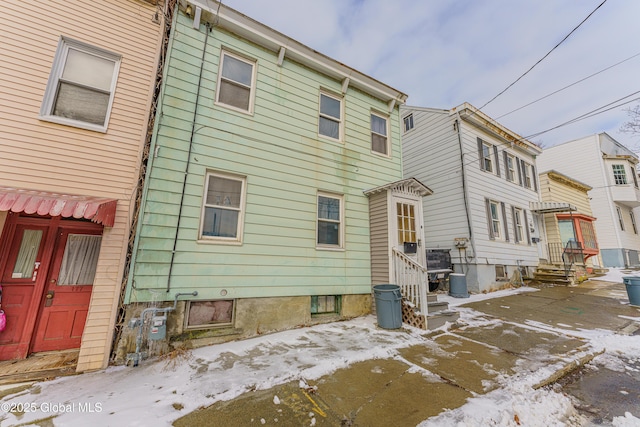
166 22 211 293
455 112 476 271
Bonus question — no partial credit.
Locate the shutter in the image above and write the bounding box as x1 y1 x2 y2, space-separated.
485 198 495 240
531 164 538 191
501 202 509 241
516 157 523 186
493 145 501 177
503 151 509 179
477 138 485 170
524 210 531 245
512 206 518 243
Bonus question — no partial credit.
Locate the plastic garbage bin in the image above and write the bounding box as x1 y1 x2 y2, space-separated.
622 276 640 307
449 273 469 298
373 284 402 329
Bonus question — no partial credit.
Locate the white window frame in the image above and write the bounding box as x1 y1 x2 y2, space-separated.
612 164 628 185
403 114 414 133
316 192 344 250
215 50 257 114
370 111 390 156
616 206 625 231
318 91 344 142
489 200 502 240
506 154 516 182
631 210 638 234
39 37 121 133
482 142 493 173
199 171 247 244
523 162 533 189
514 207 524 243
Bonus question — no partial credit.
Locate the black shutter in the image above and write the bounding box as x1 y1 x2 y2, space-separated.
477 138 485 170
501 202 509 241
485 198 495 240
516 157 523 186
503 151 509 180
524 210 531 244
493 145 501 177
531 164 538 191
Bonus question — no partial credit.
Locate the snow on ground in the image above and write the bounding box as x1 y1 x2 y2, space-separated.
1 272 639 426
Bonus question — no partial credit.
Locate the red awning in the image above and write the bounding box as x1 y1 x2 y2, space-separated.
0 187 117 227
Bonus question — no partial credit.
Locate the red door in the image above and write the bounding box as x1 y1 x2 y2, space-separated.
31 228 101 353
0 214 102 360
0 222 50 360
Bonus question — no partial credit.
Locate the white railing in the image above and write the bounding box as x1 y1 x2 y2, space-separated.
391 248 429 317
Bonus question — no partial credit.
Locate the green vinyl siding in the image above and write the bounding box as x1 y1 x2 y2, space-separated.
126 12 403 303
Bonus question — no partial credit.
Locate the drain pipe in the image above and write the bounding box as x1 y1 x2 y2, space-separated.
454 112 476 270
166 22 211 293
128 291 198 367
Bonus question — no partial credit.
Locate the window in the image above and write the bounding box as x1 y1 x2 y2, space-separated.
371 112 389 155
632 165 639 188
216 51 256 112
631 210 638 234
396 202 417 245
185 300 234 329
200 172 246 242
318 92 343 140
311 295 341 315
513 208 524 243
613 165 628 185
506 154 516 182
403 114 414 132
317 193 343 248
40 37 121 132
523 162 532 189
495 265 507 280
59 234 102 285
616 206 625 231
477 138 500 175
486 199 501 240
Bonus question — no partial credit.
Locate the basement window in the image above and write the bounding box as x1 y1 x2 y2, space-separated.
185 300 234 329
495 265 508 281
311 295 341 316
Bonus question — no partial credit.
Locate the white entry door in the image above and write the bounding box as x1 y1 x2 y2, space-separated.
392 196 426 267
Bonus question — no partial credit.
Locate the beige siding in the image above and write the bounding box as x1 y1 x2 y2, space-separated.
0 0 162 371
369 191 390 285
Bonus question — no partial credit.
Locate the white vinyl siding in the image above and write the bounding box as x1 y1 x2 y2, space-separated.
39 37 121 132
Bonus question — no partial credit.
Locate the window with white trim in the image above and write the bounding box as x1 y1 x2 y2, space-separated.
616 206 625 231
317 193 343 248
403 114 414 132
200 172 246 242
40 37 121 132
612 164 628 185
318 92 343 140
523 162 533 189
513 207 524 243
506 154 516 182
481 142 493 173
371 112 389 155
216 50 256 113
488 200 501 239
631 210 638 234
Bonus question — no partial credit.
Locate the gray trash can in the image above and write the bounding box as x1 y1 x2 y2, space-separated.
373 284 402 329
449 273 469 298
622 276 640 306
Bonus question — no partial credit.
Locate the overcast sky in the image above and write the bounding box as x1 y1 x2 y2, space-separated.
221 0 640 149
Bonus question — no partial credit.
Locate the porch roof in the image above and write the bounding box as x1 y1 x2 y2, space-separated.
529 201 577 214
363 177 433 197
0 187 117 227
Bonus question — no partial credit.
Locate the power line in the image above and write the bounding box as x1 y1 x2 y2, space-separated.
496 51 640 119
479 0 608 110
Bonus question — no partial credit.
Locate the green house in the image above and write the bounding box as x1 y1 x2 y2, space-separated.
118 1 410 354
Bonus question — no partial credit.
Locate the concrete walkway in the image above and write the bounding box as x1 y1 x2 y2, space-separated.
173 280 640 426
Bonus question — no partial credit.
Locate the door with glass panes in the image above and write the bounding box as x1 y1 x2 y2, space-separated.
0 214 102 360
392 196 426 266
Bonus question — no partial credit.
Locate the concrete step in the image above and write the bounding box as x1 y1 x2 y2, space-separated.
427 311 460 329
427 301 450 313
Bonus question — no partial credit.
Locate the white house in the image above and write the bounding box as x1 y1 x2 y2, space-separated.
401 103 543 293
537 133 640 268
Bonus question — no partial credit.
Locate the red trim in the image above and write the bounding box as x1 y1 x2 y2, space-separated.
0 187 117 227
556 213 596 221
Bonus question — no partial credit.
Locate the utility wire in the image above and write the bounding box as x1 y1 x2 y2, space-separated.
479 0 608 110
496 51 640 119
